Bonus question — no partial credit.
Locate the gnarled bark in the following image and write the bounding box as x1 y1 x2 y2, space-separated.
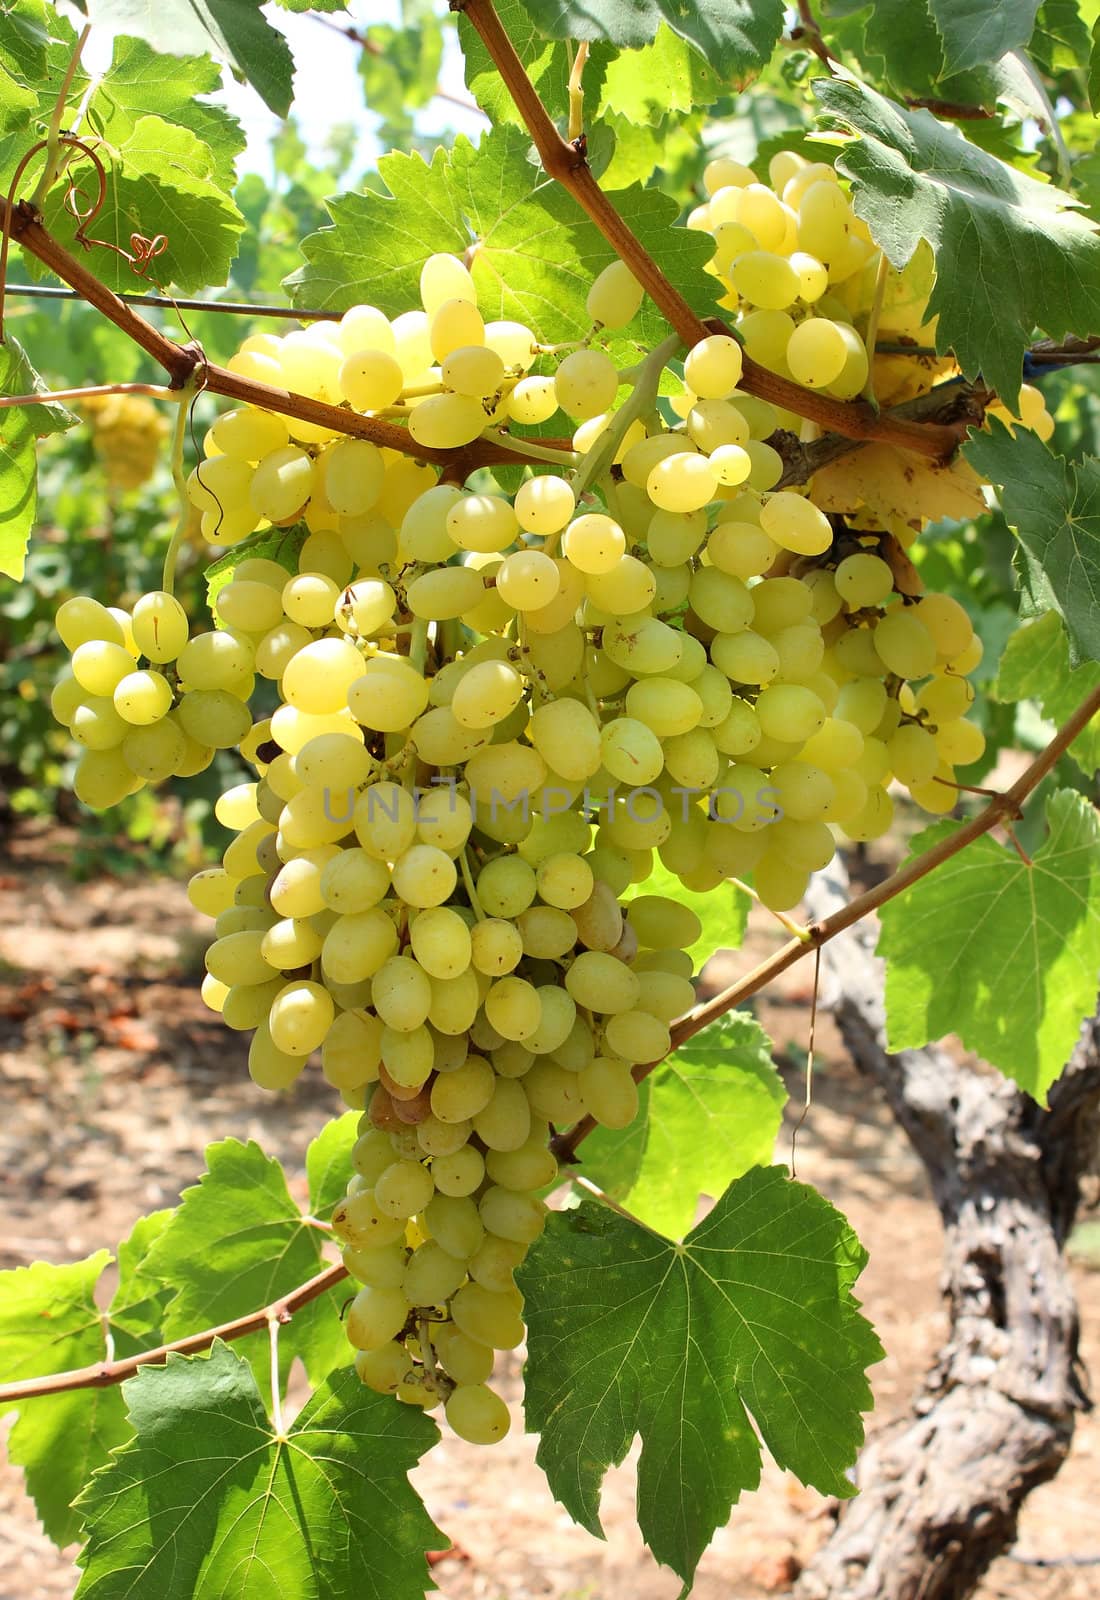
795 859 1100 1600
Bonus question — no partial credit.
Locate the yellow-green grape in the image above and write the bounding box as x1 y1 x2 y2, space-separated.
353 781 417 859
129 590 189 662
71 639 139 698
602 614 684 675
209 406 290 460
579 1055 639 1128
177 630 254 694
888 722 940 786
430 1054 495 1123
586 260 645 328
684 333 743 398
625 678 703 738
770 760 834 822
827 323 870 398
604 1008 671 1064
432 1144 487 1199
73 747 141 808
565 950 640 1014
495 549 561 613
177 689 252 749
915 674 974 722
57 596 126 651
415 785 474 852
731 250 801 310
711 629 780 685
785 318 849 388
916 593 974 658
112 669 173 726
478 1185 546 1245
484 975 543 1041
484 318 536 371
420 252 477 318
535 852 594 910
647 451 719 514
425 1193 485 1260
322 1011 384 1090
381 1024 435 1088
248 1021 307 1089
340 348 404 412
690 567 754 632
600 716 665 785
835 551 894 609
554 348 619 419
408 392 487 450
374 1161 436 1220
332 1189 407 1250
470 917 524 976
250 444 315 521
562 512 626 575
70 696 127 750
355 1342 414 1394
122 717 187 780
873 608 937 679
407 907 472 981
443 344 506 398
318 438 386 516
799 715 864 770
451 661 525 729
429 297 485 362
755 683 826 743
507 375 558 425
261 917 324 971
706 518 777 580
935 717 985 765
390 844 458 908
797 178 851 262
345 1285 411 1351
371 955 433 1032
759 491 833 556
472 1076 534 1150
446 492 518 554
445 1384 511 1445
279 637 363 716
349 658 430 733
267 979 335 1055
403 1239 468 1306
909 762 959 814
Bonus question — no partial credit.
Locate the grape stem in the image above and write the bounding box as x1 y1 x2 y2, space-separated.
161 377 197 594
569 331 682 503
0 1261 350 1403
0 382 178 409
551 678 1100 1163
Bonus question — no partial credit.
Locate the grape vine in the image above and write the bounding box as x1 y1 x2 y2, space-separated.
1 0 1099 1594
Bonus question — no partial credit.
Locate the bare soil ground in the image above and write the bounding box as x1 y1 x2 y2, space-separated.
1 820 1097 1600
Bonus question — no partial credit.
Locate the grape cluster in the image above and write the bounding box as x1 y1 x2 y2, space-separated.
80 392 170 491
54 148 1021 1441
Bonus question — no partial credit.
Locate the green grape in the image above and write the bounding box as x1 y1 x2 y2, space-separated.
442 344 506 398
527 699 602 782
476 856 537 920
344 1235 409 1289
506 375 558 425
215 579 284 634
425 1194 485 1260
602 614 683 676
354 1341 414 1394
349 658 430 733
353 781 417 860
554 348 619 419
755 683 826 742
484 1134 557 1190
690 567 754 632
371 956 432 1032
445 1384 511 1444
484 976 542 1041
647 451 719 514
467 1234 526 1294
70 696 127 750
403 1240 468 1306
935 717 985 765
267 980 335 1055
446 492 518 554
431 1323 494 1386
431 1143 486 1197
626 896 700 950
786 317 849 388
521 1058 585 1121
466 917 522 978
835 551 894 609
71 639 139 698
471 1076 532 1151
429 296 484 361
888 722 939 785
533 852 591 911
130 590 189 662
584 554 657 615
916 593 974 657
122 717 186 780
373 1160 436 1220
586 260 644 327
57 595 126 651
873 609 937 679
759 491 833 556
730 249 800 309
323 1011 384 1090
408 392 487 449
799 715 864 770
706 519 778 581
565 951 639 1014
562 512 626 575
345 1285 411 1351
770 760 834 822
430 1054 495 1122
260 917 323 971
451 661 525 729
477 1185 546 1246
416 785 473 852
754 853 811 912
248 1021 307 1089
604 1008 671 1064
495 549 561 613
710 629 779 685
579 1056 639 1128
684 333 743 398
427 969 481 1036
405 907 470 980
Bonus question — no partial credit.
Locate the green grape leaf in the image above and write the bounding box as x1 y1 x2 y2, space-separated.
626 858 749 965
41 115 244 295
84 0 295 117
288 126 715 346
459 0 612 127
307 1110 362 1218
142 1139 335 1395
966 424 1100 664
90 36 246 193
878 789 1100 1103
599 25 724 124
1092 16 1100 112
74 1344 445 1599
109 1208 175 1356
624 1013 787 1239
0 1251 131 1546
995 611 1100 776
814 77 1100 407
514 0 785 84
0 338 72 582
520 1167 881 1593
275 0 348 11
928 0 1042 72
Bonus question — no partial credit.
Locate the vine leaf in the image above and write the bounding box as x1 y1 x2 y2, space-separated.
520 1167 881 1595
878 789 1100 1103
514 0 785 85
814 77 1100 407
142 1138 344 1396
625 1015 787 1238
0 339 75 581
73 1345 445 1600
306 1110 362 1219
928 0 1042 74
966 424 1100 665
287 125 716 346
84 0 295 117
0 1252 130 1546
995 611 1100 776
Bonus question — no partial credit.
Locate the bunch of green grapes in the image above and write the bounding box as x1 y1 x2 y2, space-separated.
81 392 171 491
53 235 1008 1442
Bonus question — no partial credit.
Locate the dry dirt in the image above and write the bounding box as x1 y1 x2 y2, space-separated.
1 820 1097 1600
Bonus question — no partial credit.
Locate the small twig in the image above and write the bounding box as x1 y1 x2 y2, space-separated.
567 42 588 143
0 1261 349 1403
554 681 1100 1161
162 376 197 593
268 1313 285 1437
30 23 91 211
570 332 681 501
789 945 821 1177
572 1173 664 1235
0 382 178 408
